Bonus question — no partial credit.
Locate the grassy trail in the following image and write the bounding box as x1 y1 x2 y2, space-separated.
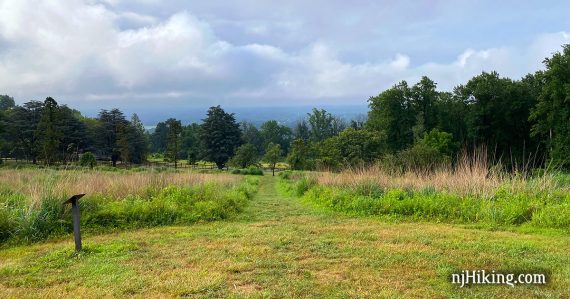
1 176 569 298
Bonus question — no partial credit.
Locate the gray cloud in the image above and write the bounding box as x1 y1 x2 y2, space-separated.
0 0 569 108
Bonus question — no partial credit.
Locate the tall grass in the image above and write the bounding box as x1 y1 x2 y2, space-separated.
0 169 239 201
280 152 570 229
0 169 258 245
315 150 567 199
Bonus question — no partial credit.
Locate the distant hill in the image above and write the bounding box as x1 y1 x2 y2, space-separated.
103 105 368 128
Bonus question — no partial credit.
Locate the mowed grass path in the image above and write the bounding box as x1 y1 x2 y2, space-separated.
1 176 569 298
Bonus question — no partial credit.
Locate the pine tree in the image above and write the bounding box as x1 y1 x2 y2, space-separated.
166 118 182 169
200 106 242 169
36 97 61 165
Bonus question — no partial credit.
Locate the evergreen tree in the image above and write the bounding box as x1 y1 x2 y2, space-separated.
165 118 182 169
150 121 169 153
97 109 128 166
180 123 201 165
117 124 132 165
7 101 44 163
58 106 88 163
200 106 242 169
128 113 149 164
36 97 61 165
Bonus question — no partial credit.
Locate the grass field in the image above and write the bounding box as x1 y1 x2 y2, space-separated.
1 175 569 298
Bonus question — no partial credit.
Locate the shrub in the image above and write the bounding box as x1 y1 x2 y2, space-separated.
397 143 449 173
294 176 317 196
231 166 264 176
79 152 97 169
278 170 292 180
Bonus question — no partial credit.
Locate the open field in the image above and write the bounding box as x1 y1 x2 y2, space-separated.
1 175 569 298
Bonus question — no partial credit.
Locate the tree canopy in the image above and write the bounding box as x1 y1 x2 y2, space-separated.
200 106 242 169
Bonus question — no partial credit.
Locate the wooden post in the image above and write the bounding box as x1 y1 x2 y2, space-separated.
63 194 86 252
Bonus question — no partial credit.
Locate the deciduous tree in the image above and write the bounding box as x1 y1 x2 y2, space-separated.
263 142 281 176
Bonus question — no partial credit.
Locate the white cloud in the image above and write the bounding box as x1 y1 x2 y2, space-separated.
415 31 570 90
105 12 230 87
118 11 158 26
0 0 569 107
0 0 116 95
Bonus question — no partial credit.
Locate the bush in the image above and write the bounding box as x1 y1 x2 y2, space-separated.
231 166 264 176
79 152 97 169
397 143 450 173
294 176 317 196
278 170 292 180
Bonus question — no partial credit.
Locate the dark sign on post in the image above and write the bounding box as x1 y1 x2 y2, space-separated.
63 194 86 252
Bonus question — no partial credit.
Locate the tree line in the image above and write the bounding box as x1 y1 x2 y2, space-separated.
0 44 569 171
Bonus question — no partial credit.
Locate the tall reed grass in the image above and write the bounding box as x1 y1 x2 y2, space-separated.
280 152 570 229
315 150 568 199
0 169 257 245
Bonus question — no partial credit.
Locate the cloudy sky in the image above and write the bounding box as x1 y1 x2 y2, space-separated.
1 0 569 112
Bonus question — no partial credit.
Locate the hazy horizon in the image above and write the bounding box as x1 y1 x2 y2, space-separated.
82 104 369 127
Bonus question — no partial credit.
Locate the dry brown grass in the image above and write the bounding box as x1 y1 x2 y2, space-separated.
0 169 240 206
313 151 564 199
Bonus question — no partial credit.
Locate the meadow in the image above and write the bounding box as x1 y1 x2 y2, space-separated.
0 168 259 245
1 174 569 298
1 157 570 297
279 156 570 230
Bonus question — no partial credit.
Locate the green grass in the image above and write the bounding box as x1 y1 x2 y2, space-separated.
1 176 569 297
279 172 570 230
0 175 259 245
231 167 264 176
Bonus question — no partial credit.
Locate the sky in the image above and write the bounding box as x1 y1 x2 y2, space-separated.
1 0 569 115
